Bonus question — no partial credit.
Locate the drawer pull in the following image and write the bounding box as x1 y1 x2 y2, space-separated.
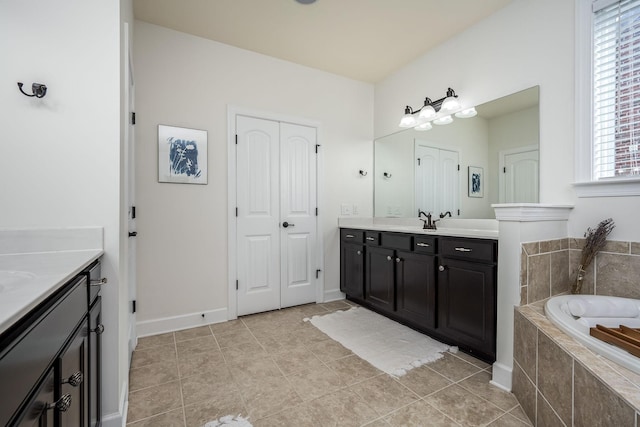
63 372 84 387
454 247 472 252
345 234 355 238
48 394 72 412
386 256 392 261
439 265 446 272
356 250 361 255
90 277 108 286
91 324 105 335
366 237 376 241
395 257 402 263
416 242 430 247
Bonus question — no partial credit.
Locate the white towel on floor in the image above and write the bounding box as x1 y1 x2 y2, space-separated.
568 296 639 318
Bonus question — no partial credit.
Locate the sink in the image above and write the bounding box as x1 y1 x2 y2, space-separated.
0 270 37 292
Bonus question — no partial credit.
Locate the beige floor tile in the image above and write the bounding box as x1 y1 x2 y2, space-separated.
220 340 268 367
137 332 175 349
177 350 225 378
271 346 321 376
286 360 345 402
127 380 183 423
318 300 352 312
362 419 391 427
175 335 219 358
130 344 177 369
327 354 382 385
458 371 520 411
174 325 213 342
180 368 237 406
228 358 284 389
305 388 380 427
129 360 179 391
350 375 418 417
126 408 185 427
486 413 532 427
427 353 483 382
508 406 533 426
210 319 247 335
397 364 452 397
241 376 303 420
256 333 307 354
215 328 258 349
289 323 329 345
183 397 248 427
450 350 492 369
294 303 331 317
306 338 352 362
384 400 462 426
425 384 505 427
252 405 318 427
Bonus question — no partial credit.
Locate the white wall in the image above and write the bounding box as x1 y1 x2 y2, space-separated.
0 0 126 422
133 22 374 329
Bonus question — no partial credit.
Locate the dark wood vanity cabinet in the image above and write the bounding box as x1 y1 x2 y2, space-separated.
0 259 103 427
340 228 497 363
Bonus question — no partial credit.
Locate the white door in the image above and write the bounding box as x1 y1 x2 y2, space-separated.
500 147 539 203
124 23 137 360
280 123 317 308
415 143 459 217
235 116 318 316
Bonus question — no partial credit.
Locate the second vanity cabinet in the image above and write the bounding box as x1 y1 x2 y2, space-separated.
340 228 497 362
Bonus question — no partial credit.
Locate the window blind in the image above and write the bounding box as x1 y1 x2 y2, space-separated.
593 0 640 179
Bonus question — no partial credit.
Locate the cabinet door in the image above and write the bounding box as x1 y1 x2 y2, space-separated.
340 242 365 298
396 251 436 329
57 319 89 427
88 298 102 427
16 369 55 427
438 257 496 361
365 246 395 312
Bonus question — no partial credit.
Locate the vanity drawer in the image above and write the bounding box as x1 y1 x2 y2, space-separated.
380 232 413 251
341 229 364 243
439 238 497 263
364 232 380 245
413 236 436 254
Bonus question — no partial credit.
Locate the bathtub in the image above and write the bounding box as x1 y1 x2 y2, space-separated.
545 295 640 375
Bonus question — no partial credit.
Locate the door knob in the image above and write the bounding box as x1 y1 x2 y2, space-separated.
128 231 138 237
282 222 295 228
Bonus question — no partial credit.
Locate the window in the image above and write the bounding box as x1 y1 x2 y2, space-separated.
593 0 640 179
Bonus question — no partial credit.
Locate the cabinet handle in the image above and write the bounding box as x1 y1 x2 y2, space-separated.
416 242 430 247
395 257 402 263
90 277 107 286
63 371 84 387
454 247 472 252
366 237 376 241
386 256 392 261
345 234 355 238
48 394 72 412
356 250 361 255
439 265 446 272
91 324 105 335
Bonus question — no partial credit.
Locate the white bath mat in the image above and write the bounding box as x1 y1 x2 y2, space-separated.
307 306 455 377
204 415 252 427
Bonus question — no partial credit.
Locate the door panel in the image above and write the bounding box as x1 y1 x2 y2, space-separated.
415 145 438 216
280 123 317 308
365 246 395 312
501 148 539 203
396 251 436 329
237 116 280 315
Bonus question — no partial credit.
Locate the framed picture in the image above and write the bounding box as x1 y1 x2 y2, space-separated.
158 124 208 184
468 166 483 198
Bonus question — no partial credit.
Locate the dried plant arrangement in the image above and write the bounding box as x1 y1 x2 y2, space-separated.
571 218 615 294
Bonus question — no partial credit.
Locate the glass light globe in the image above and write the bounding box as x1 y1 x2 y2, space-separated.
441 96 461 112
455 107 477 118
399 114 417 128
414 122 433 131
433 115 453 125
418 105 436 120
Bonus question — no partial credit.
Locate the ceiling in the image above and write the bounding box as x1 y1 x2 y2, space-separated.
133 0 512 83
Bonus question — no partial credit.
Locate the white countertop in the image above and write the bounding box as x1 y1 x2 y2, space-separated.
338 218 499 240
0 227 103 335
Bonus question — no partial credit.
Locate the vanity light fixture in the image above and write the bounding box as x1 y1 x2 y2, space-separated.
398 87 475 130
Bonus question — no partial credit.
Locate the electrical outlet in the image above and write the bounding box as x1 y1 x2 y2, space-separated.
341 204 353 216
353 204 359 216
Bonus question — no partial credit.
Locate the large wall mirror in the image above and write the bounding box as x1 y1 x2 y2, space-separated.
374 86 539 219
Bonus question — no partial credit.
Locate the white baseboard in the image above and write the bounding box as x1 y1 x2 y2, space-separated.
323 288 345 303
490 362 513 392
102 379 129 427
136 308 228 338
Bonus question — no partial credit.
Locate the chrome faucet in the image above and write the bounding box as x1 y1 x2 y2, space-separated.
439 211 452 219
418 210 438 230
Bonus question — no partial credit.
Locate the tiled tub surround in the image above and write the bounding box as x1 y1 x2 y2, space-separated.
513 304 640 426
520 238 640 305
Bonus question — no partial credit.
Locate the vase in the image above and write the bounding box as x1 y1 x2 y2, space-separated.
571 265 586 294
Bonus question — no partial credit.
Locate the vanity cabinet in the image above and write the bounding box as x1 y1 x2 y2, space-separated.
340 228 497 362
0 259 104 427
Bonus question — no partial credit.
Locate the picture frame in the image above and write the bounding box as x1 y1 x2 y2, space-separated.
468 166 483 198
158 124 208 184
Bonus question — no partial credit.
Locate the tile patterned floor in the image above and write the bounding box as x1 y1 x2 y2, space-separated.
127 301 532 427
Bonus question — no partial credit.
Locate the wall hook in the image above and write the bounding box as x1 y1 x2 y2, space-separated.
17 82 47 98
383 172 392 179
359 170 368 176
